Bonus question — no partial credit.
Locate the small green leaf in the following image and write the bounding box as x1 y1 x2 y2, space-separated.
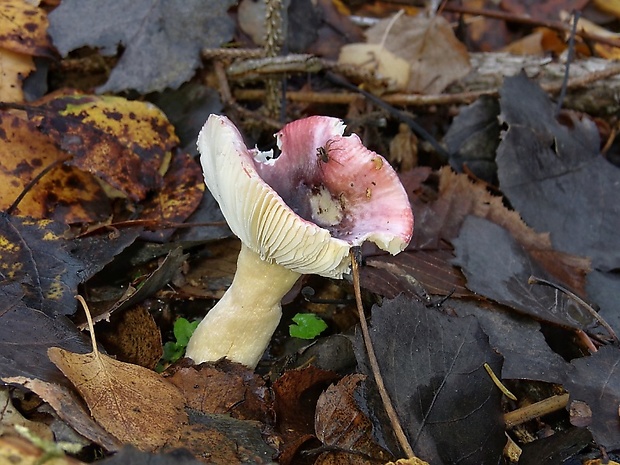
158 318 199 371
289 313 328 340
173 317 199 346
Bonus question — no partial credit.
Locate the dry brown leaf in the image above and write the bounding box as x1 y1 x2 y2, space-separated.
47 300 188 451
167 360 273 423
388 123 418 172
1 376 122 452
365 13 471 94
338 43 410 93
315 374 392 462
47 345 187 451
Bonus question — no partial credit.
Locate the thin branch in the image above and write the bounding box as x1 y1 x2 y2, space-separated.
351 249 416 459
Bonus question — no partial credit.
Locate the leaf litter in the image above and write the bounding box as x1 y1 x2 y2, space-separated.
2 1 620 463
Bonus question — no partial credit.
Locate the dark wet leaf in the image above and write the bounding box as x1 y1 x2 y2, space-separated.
272 366 340 465
0 215 138 383
518 426 592 465
450 299 570 383
452 215 595 330
48 0 236 94
445 95 500 183
497 73 620 272
148 84 222 156
562 346 620 450
355 295 505 465
139 151 204 243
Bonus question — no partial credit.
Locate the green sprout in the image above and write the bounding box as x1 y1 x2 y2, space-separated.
157 317 199 371
289 313 328 340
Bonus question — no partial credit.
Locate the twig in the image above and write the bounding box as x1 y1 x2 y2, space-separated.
528 275 619 344
233 59 620 108
7 154 72 215
556 10 580 115
351 249 415 459
326 72 450 162
504 394 570 428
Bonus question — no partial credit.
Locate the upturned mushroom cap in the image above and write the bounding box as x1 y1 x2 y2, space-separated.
198 114 413 278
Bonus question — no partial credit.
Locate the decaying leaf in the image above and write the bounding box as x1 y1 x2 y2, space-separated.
0 111 110 222
48 337 188 451
452 216 595 331
562 346 620 450
315 374 392 462
497 73 620 273
0 0 53 102
355 296 505 465
167 360 273 423
48 0 237 93
338 43 410 93
28 93 177 202
273 366 340 465
365 13 471 94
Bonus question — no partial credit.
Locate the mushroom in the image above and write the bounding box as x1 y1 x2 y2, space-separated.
185 114 413 368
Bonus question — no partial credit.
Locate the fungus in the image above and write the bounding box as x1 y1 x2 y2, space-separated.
185 115 413 368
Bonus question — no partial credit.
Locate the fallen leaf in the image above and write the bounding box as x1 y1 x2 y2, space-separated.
0 0 52 57
29 93 177 202
497 73 620 273
0 111 111 222
1 377 121 452
500 0 589 21
0 49 34 102
315 374 392 462
388 123 418 172
0 386 53 440
452 216 596 330
0 0 53 102
338 43 411 93
167 360 274 423
450 299 571 383
444 95 500 184
273 366 340 465
48 0 237 93
139 150 205 242
171 412 278 464
355 296 505 465
562 346 620 450
94 445 203 464
48 341 188 451
365 13 471 94
518 427 593 465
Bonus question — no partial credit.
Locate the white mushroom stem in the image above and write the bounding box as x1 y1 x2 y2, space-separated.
185 243 301 368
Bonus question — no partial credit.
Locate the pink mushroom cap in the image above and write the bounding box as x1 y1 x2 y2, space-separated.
198 114 413 278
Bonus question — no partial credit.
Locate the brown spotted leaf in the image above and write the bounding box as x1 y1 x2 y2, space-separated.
48 344 188 451
0 0 53 57
28 93 178 201
0 111 110 222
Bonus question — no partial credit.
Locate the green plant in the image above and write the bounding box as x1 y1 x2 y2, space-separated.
289 313 328 340
158 318 199 370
